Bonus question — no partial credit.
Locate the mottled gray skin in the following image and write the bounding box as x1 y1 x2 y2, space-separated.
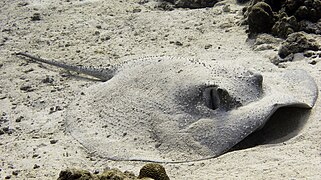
17 53 318 163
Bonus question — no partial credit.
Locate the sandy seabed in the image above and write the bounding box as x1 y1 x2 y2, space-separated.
0 0 320 179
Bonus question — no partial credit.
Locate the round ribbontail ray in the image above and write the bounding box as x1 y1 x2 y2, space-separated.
63 56 318 162
15 53 318 162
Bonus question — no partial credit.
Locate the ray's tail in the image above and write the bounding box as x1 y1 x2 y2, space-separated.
15 52 116 81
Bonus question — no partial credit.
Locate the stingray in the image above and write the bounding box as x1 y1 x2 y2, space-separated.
16 52 318 163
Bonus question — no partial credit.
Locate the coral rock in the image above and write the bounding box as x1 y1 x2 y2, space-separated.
278 32 320 58
138 163 170 180
272 14 299 38
248 2 275 33
57 168 95 180
163 0 222 8
98 168 136 180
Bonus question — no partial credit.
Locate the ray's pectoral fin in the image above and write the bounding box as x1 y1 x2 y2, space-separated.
188 69 318 158
15 52 117 82
227 69 319 151
267 69 318 108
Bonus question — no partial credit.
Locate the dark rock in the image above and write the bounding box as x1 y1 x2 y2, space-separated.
244 0 321 38
284 0 303 15
222 5 231 12
254 33 281 45
308 60 317 65
270 55 284 65
1 112 8 122
23 68 34 73
49 107 55 114
33 164 40 169
20 85 33 92
138 163 170 180
266 0 286 11
57 168 93 180
31 13 41 21
172 41 181 46
204 44 212 49
304 50 315 57
32 154 39 158
42 76 54 83
272 14 299 38
50 139 58 144
15 116 24 122
298 20 321 34
94 31 100 36
250 0 286 11
17 2 29 7
49 106 63 114
99 168 136 179
295 6 309 20
247 2 275 33
155 2 175 11
283 53 294 62
284 0 321 22
237 0 251 4
100 34 111 41
163 0 222 8
3 127 13 134
132 8 142 13
58 168 137 180
56 106 63 111
278 32 320 58
253 44 275 51
0 95 6 100
311 55 318 58
12 170 19 176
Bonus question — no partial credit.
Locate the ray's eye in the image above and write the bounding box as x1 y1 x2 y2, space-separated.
203 87 220 110
203 86 241 111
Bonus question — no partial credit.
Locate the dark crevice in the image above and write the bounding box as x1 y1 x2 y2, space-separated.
230 107 311 151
